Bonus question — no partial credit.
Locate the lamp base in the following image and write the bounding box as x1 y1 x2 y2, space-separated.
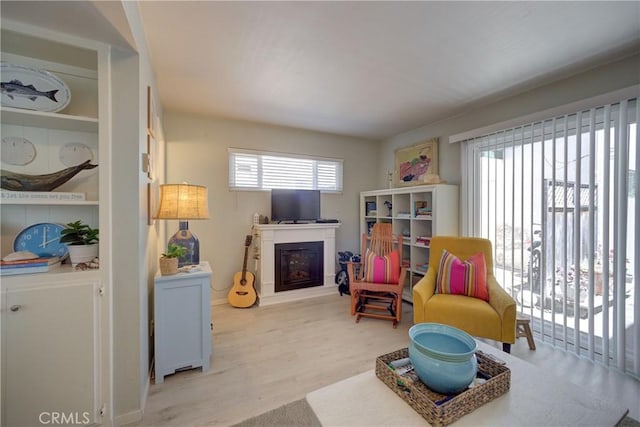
168 221 199 267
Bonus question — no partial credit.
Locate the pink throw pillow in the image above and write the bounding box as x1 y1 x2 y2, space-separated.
436 250 489 301
364 249 400 284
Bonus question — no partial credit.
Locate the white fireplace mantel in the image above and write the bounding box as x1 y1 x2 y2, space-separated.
254 223 340 305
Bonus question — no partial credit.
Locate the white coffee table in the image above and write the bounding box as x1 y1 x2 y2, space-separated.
306 341 629 426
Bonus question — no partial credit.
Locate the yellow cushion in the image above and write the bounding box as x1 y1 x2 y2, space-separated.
424 294 502 341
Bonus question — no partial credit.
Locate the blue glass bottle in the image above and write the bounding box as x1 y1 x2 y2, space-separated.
168 221 199 267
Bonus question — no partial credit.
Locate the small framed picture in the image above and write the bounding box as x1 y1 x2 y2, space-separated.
147 86 156 137
144 133 157 180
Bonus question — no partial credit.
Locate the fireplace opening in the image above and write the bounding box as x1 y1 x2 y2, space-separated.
275 241 324 292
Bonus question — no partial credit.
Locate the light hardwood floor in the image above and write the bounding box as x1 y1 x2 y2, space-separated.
131 294 640 426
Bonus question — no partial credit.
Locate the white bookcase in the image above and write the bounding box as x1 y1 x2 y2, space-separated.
360 185 459 301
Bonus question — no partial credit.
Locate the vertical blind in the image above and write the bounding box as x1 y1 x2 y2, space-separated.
228 148 343 192
460 97 639 377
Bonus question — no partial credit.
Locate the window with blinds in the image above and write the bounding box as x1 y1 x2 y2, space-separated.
228 149 343 192
460 96 638 378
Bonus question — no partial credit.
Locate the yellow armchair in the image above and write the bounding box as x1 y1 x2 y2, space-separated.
413 236 517 352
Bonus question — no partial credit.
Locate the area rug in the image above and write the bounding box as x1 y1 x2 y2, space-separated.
233 398 640 427
231 399 320 427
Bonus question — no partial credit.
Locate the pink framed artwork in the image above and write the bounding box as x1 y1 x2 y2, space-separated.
394 138 438 187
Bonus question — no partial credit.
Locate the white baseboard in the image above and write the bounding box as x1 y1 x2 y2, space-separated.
115 355 152 426
212 286 338 307
258 286 336 306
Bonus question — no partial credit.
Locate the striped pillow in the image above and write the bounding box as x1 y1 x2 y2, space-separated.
436 250 489 301
364 249 400 284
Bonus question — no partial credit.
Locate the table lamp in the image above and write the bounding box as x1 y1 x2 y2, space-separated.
155 183 210 267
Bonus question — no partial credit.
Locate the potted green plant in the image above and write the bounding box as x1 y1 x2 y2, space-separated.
159 243 187 276
60 220 99 265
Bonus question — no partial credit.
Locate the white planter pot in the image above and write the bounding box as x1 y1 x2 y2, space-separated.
67 244 99 265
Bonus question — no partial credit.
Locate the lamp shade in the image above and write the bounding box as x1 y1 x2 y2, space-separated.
155 184 210 220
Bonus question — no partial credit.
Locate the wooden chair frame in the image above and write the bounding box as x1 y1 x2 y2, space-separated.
347 223 407 328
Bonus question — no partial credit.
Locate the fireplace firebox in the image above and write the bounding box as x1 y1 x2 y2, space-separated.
275 241 324 292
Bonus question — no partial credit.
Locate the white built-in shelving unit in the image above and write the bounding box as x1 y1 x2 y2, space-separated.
360 184 459 301
0 22 111 426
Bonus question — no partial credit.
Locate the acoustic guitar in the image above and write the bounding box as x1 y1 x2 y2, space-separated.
228 235 257 308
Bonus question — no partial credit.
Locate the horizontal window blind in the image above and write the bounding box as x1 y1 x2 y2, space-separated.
460 96 638 378
228 148 343 192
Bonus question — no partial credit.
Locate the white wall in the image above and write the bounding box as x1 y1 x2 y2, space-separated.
164 112 378 303
112 2 164 425
379 53 640 190
110 47 142 424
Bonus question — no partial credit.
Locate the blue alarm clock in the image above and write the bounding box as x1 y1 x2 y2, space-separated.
14 222 68 258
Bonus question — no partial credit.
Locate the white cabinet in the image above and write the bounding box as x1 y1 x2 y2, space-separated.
360 185 459 301
154 262 212 384
1 278 104 426
0 22 111 425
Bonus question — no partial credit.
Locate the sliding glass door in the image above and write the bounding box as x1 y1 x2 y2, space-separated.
461 98 638 377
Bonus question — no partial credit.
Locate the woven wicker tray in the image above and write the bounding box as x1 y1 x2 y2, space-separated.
376 348 511 426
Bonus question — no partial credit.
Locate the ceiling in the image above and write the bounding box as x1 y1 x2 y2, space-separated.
2 2 640 140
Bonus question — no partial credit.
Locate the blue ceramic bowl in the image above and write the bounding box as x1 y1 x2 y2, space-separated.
408 323 478 394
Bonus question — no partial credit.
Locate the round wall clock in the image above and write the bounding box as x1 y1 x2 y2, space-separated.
14 223 68 258
59 142 93 167
1 136 36 166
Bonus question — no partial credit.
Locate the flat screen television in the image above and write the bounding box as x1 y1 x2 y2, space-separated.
271 189 320 223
